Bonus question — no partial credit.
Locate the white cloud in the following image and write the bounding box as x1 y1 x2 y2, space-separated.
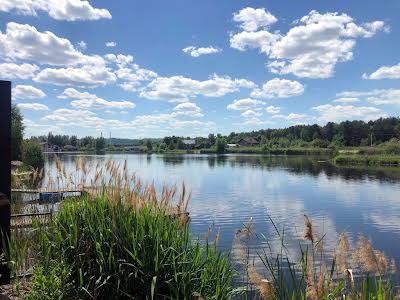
265 105 281 114
230 30 279 54
312 104 385 122
0 0 111 21
333 97 360 103
337 89 400 105
251 78 304 98
182 46 221 57
241 109 262 118
13 85 46 100
230 9 387 78
77 40 87 50
0 22 89 65
233 7 277 32
106 41 117 47
363 63 400 80
58 88 135 110
17 103 49 111
273 113 310 121
173 102 203 117
0 62 39 79
103 53 158 91
141 74 255 102
227 98 264 111
239 117 273 126
34 63 116 87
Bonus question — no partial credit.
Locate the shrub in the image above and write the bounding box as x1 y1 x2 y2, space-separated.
31 197 233 299
22 141 44 170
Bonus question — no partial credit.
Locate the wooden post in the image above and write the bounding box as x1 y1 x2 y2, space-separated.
0 80 11 284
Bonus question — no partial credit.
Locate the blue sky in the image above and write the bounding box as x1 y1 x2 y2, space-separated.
1 0 400 138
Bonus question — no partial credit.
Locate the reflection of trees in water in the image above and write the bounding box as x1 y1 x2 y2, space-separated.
161 155 185 166
216 155 400 183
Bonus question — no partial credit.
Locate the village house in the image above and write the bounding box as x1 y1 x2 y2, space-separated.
237 137 259 147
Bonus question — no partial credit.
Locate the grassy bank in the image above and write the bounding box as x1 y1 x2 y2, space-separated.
334 154 400 166
200 146 335 155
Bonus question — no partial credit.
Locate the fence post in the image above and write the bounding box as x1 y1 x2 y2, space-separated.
0 80 11 284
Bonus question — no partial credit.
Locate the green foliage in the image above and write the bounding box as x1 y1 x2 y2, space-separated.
22 141 44 169
28 262 72 300
208 133 216 146
334 154 400 166
31 197 233 299
310 138 329 148
216 137 227 154
95 136 106 151
11 105 24 161
146 139 153 151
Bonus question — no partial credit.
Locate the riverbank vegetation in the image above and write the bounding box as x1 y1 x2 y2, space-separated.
4 158 400 299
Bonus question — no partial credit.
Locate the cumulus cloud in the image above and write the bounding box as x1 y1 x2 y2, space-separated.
251 78 304 98
265 105 281 114
337 89 400 105
182 46 221 57
272 113 310 122
77 40 87 50
230 9 387 78
333 97 360 103
173 102 203 117
0 62 39 79
58 88 135 110
363 63 400 80
227 98 264 111
106 41 117 47
141 74 255 102
312 104 385 122
0 0 111 21
34 64 116 87
13 85 46 100
241 109 262 118
0 22 89 65
17 103 49 111
233 7 277 32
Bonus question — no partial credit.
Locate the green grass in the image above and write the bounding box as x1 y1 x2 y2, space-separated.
28 196 234 299
200 146 334 155
334 154 400 166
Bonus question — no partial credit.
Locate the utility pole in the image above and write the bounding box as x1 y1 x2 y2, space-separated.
0 80 11 284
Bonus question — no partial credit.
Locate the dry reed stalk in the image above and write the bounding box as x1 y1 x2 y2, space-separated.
335 232 350 273
303 214 314 243
248 264 275 299
352 235 389 274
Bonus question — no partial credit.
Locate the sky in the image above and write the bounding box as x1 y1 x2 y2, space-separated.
1 0 400 138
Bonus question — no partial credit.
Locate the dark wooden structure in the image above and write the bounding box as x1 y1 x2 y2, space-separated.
0 80 11 284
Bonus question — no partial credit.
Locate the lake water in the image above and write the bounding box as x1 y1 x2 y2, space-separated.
44 153 400 272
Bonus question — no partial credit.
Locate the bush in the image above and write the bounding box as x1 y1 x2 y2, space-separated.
310 138 329 148
31 197 233 299
22 141 44 170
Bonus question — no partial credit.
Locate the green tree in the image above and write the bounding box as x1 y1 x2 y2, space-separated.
70 135 78 147
95 137 106 151
146 139 153 152
11 105 24 161
215 137 227 154
177 139 185 150
208 133 216 146
22 141 44 169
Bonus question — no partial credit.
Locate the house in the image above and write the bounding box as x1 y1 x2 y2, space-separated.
63 145 77 151
237 137 259 147
227 143 238 148
182 139 196 149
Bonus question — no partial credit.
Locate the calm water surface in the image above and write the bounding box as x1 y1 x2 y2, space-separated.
44 153 400 268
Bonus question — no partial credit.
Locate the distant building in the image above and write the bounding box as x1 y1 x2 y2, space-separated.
182 139 196 149
227 143 238 148
63 145 77 151
237 137 259 147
